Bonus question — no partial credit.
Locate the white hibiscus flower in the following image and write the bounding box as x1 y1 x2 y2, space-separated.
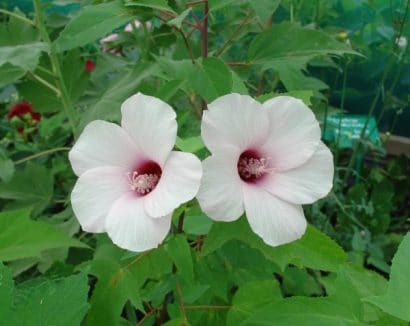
197 94 334 247
69 93 202 252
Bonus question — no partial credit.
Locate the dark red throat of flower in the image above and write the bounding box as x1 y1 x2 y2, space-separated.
237 150 274 183
128 160 162 196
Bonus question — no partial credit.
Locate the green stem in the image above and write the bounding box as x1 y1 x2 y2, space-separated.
33 0 78 138
0 8 35 25
15 147 70 165
29 72 60 95
334 60 350 164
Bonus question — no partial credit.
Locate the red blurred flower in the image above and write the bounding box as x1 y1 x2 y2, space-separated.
7 101 41 122
85 59 96 72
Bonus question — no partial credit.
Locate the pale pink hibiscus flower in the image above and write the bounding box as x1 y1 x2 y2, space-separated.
69 93 202 252
197 94 334 247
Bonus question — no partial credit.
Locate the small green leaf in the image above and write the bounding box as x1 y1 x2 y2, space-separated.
0 208 88 261
167 8 191 28
53 1 132 52
365 233 410 321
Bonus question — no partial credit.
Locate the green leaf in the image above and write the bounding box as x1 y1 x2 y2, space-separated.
86 259 142 325
0 163 53 213
175 136 205 153
0 42 47 71
167 8 191 28
245 296 364 325
0 156 14 183
78 62 158 131
183 206 213 235
0 208 88 261
249 0 281 23
61 50 90 104
124 0 175 12
282 266 322 296
365 232 410 321
248 23 360 68
53 1 132 53
227 280 282 326
0 263 90 325
276 65 329 91
190 57 233 102
165 235 194 283
0 63 25 88
202 218 346 272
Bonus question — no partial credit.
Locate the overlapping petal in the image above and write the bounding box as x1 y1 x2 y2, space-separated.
71 166 131 233
69 120 139 176
243 184 307 247
260 142 334 204
144 151 202 217
105 194 172 252
121 93 177 165
197 150 244 221
202 94 269 152
261 96 321 171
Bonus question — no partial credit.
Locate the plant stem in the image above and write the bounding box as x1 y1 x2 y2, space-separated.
29 72 60 96
0 8 35 25
334 60 350 164
33 0 78 138
215 12 253 57
14 147 70 165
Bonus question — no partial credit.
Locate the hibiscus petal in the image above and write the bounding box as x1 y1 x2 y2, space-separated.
71 166 131 233
243 184 307 247
197 151 244 221
69 120 138 176
260 142 334 204
121 93 177 165
105 194 171 252
144 151 202 217
202 93 269 153
261 96 321 171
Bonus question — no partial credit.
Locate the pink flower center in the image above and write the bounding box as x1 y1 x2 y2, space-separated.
237 150 275 183
127 160 161 196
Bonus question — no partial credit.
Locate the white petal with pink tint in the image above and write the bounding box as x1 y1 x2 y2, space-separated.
121 93 177 165
197 150 244 222
105 194 171 252
261 142 334 204
69 120 138 176
243 185 307 247
202 93 269 152
71 166 131 233
261 96 321 171
144 151 202 217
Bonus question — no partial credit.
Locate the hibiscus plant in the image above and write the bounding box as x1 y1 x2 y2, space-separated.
0 0 409 325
